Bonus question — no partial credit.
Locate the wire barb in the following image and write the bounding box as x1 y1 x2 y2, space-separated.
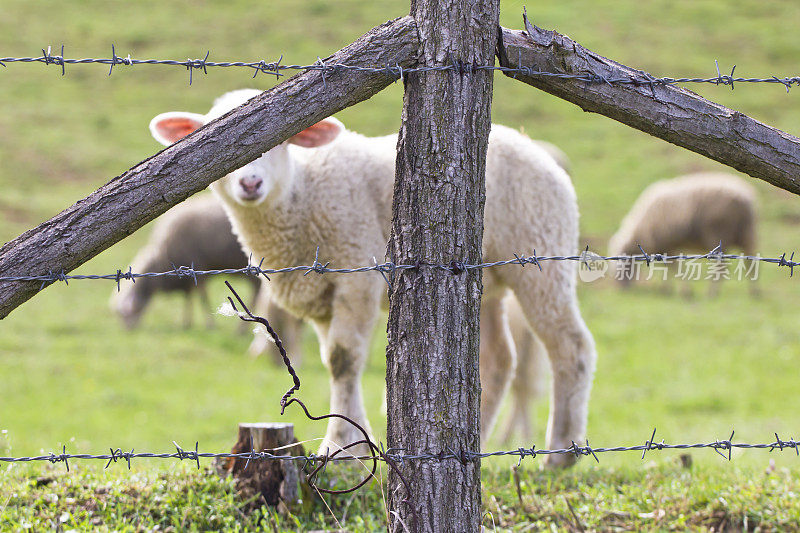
6 431 800 469
3 246 794 285
2 49 800 91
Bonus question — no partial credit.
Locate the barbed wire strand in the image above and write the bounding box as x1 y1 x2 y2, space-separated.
1 46 799 91
0 267 787 523
3 430 800 469
0 245 790 291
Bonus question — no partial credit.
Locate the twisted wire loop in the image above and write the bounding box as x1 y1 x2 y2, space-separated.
224 280 300 408
2 48 800 91
222 282 417 528
1 245 792 288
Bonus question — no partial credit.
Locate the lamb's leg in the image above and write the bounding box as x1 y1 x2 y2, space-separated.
248 284 281 362
511 267 596 468
537 306 595 467
197 283 215 329
183 291 194 329
479 295 518 447
500 324 547 445
315 279 380 457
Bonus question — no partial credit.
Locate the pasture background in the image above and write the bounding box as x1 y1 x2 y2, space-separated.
2 0 800 529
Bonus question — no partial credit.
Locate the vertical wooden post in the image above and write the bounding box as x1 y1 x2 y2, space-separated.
386 0 499 531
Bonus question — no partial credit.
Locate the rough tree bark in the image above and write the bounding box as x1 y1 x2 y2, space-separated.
498 15 800 196
0 16 419 319
386 1 499 531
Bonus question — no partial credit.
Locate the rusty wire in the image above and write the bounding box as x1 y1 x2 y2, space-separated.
220 282 417 526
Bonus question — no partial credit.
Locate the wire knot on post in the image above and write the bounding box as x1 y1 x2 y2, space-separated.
450 260 466 275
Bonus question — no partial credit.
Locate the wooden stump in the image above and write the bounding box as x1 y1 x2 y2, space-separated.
215 423 304 510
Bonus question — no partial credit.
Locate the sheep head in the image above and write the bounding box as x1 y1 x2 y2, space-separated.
148 89 344 207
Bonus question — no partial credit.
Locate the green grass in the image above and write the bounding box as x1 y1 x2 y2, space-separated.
3 0 800 530
4 460 800 531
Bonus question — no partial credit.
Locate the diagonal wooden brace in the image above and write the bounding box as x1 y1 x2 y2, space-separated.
0 16 419 319
498 14 800 196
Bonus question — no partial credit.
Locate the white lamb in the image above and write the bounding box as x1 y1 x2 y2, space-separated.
149 89 596 466
111 194 304 359
499 293 549 443
609 172 757 292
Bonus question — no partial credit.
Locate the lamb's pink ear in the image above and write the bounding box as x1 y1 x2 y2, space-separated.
149 112 206 146
288 117 344 148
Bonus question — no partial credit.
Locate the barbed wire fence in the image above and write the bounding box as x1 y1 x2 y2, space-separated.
2 33 800 527
3 431 800 471
0 245 792 292
2 46 800 91
2 277 799 501
0 266 793 498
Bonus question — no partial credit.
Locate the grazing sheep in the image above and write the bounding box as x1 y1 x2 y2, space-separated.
110 194 260 328
111 194 254 328
112 194 304 356
149 89 596 466
609 172 757 292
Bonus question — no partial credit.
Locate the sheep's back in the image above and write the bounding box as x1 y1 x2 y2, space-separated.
147 194 249 271
483 125 579 261
612 172 756 254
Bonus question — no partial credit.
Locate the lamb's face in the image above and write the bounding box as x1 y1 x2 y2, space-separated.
219 146 293 207
149 90 344 208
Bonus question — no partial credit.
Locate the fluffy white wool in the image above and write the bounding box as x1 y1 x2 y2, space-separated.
151 91 596 467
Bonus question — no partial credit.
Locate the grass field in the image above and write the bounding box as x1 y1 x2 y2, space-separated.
3 0 800 530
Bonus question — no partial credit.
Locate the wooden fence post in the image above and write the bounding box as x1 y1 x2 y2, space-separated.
385 0 499 531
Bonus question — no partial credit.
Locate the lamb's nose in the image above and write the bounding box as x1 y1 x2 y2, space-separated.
239 176 262 194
